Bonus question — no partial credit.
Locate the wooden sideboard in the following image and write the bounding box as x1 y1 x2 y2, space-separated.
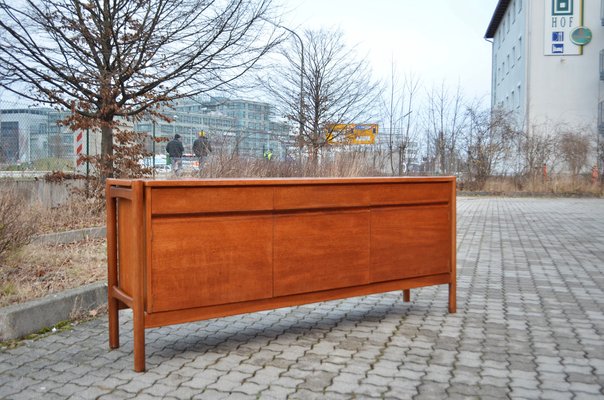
106 177 456 371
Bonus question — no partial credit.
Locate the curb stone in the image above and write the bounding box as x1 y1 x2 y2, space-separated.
32 226 106 245
0 281 107 341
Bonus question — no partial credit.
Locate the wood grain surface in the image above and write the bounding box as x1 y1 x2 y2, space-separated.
106 177 456 372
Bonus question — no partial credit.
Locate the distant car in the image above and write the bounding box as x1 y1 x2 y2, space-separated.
140 154 167 170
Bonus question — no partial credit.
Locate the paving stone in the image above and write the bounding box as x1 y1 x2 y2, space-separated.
190 389 230 400
181 368 223 389
416 382 449 397
256 385 296 399
573 394 604 400
569 382 603 394
447 383 481 397
232 382 269 395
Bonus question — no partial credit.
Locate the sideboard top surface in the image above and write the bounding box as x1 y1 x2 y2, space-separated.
107 176 455 188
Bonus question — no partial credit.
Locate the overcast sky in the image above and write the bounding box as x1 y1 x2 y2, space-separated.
0 1 500 108
279 0 500 102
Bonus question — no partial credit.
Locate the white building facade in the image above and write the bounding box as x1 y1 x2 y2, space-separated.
486 0 603 139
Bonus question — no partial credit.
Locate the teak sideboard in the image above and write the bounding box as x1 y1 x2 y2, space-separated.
106 177 456 372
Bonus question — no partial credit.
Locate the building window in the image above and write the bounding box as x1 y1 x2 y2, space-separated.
512 2 516 22
507 11 511 32
518 36 523 59
518 0 522 12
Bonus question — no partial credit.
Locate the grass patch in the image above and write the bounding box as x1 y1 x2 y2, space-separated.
0 320 74 349
0 238 106 308
32 198 105 235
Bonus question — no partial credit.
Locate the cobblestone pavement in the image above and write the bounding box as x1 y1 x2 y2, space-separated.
1 197 604 399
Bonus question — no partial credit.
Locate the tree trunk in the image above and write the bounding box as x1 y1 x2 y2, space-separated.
101 123 113 180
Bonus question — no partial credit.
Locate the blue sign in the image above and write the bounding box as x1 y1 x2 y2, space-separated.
552 43 564 53
552 31 564 42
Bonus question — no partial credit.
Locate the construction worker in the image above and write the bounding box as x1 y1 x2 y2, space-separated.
166 134 184 176
192 130 212 173
263 148 273 161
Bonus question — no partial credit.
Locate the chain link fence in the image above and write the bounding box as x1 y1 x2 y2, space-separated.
0 100 77 175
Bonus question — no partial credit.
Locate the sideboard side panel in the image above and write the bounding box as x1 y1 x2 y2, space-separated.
117 199 136 297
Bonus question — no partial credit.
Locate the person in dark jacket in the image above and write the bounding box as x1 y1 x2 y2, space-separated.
192 131 212 173
166 134 184 175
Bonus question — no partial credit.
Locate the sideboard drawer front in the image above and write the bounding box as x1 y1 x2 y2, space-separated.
274 185 370 210
274 210 370 296
151 187 273 215
149 215 273 312
370 205 450 282
370 182 451 206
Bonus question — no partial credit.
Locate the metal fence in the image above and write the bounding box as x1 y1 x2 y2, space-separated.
0 101 76 172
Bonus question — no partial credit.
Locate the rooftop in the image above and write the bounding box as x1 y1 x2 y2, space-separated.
485 0 511 39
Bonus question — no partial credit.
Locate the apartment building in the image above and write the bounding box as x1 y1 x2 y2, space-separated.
485 0 603 140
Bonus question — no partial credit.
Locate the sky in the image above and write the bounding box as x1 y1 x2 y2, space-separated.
0 0 500 108
279 0 500 102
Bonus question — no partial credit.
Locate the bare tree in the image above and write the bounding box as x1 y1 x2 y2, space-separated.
559 131 591 178
462 105 518 190
424 82 466 174
0 0 279 176
519 127 558 185
381 64 420 175
262 29 381 162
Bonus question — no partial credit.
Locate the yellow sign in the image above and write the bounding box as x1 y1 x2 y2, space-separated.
326 124 378 145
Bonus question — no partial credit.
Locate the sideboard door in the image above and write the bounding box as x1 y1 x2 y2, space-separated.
273 210 371 296
370 205 450 282
148 215 273 313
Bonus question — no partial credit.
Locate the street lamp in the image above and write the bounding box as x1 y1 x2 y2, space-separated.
282 26 304 149
262 19 305 156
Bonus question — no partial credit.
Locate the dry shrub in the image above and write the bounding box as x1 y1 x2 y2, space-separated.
33 194 105 234
0 189 37 263
479 174 603 196
193 151 383 179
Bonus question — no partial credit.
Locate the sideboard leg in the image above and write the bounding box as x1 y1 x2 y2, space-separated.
106 182 119 349
133 309 146 372
403 289 411 302
448 281 457 313
108 295 119 349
